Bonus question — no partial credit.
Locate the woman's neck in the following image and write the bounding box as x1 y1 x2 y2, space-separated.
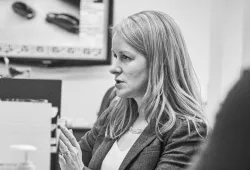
132 114 148 129
132 97 148 128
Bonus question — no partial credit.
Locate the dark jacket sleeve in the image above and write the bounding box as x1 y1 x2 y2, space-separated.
79 86 115 170
156 119 207 170
188 70 250 170
78 111 108 168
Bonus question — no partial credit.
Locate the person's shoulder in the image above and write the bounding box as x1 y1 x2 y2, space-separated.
177 116 207 135
98 86 116 117
95 108 110 128
162 116 208 143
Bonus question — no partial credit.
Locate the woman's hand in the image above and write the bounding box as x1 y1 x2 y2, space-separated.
58 125 85 170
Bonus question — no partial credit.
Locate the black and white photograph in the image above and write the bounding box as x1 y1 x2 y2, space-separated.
0 0 249 170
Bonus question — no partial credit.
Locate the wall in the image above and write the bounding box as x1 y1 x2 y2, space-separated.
205 0 245 125
242 0 250 70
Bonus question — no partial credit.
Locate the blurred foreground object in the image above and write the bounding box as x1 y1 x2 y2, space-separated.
11 144 36 170
189 69 250 170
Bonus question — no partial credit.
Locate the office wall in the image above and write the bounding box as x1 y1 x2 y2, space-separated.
242 0 250 70
205 0 245 125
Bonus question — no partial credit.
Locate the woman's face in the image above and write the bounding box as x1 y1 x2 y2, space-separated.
110 33 148 103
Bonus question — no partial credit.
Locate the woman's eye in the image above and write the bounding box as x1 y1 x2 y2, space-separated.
113 53 117 58
121 55 131 61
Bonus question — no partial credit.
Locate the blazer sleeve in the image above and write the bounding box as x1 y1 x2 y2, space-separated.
156 119 207 170
78 111 108 167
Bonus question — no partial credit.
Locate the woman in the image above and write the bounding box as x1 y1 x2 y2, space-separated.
58 10 208 170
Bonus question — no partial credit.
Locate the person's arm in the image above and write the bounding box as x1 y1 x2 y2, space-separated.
156 119 207 170
58 125 85 170
78 110 109 167
58 108 109 170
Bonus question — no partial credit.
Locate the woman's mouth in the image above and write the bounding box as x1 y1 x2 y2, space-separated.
115 80 124 89
115 80 123 84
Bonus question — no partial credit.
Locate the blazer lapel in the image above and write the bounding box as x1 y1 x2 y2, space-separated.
88 137 116 170
118 121 157 170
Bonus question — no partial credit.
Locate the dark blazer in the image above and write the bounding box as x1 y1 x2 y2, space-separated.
79 111 207 170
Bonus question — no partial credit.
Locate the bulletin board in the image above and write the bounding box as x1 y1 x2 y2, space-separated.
0 0 113 66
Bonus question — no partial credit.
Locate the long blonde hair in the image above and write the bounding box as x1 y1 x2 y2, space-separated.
105 10 207 140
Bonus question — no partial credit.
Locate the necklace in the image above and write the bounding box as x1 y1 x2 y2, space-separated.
129 126 144 134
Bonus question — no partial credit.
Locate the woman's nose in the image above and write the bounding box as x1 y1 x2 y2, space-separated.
109 62 122 75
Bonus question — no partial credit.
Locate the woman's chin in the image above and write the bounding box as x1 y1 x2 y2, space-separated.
115 90 129 98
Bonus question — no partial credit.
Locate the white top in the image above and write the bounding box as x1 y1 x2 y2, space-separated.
100 122 148 170
100 141 130 170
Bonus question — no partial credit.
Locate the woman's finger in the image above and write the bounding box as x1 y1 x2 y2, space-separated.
58 154 66 170
60 131 77 153
58 138 85 170
59 140 72 164
58 154 66 165
59 125 80 149
59 139 69 153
